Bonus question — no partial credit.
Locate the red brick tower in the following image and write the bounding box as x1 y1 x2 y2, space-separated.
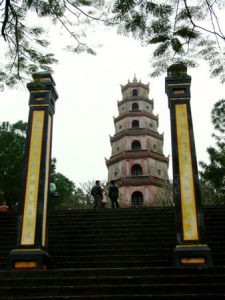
106 76 169 207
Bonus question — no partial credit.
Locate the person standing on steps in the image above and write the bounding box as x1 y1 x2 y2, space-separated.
108 180 119 208
91 180 103 209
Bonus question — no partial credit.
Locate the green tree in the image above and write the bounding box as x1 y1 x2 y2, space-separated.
0 120 26 208
49 171 76 210
199 179 220 206
49 176 99 210
61 186 93 209
0 120 97 210
153 180 174 207
200 99 225 205
113 0 225 82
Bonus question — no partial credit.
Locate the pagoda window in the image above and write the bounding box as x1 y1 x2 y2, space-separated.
132 120 139 128
132 89 138 96
132 140 141 150
131 164 142 176
132 103 139 111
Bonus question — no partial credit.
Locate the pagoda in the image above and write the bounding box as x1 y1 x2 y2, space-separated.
106 76 169 207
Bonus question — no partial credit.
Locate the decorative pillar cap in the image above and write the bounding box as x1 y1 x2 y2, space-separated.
32 72 56 86
165 63 191 107
27 72 58 101
167 63 189 78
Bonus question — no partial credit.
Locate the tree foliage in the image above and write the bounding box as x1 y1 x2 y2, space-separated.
0 0 109 88
0 120 26 208
113 0 225 82
49 170 75 209
1 1 225 88
200 99 225 205
152 180 174 207
49 170 94 210
0 120 96 210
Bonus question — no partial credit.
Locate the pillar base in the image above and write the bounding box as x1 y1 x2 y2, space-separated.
0 205 9 212
7 248 51 270
173 244 213 268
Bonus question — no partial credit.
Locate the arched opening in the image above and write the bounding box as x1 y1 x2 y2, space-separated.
132 103 139 111
132 120 139 128
131 164 142 176
132 89 138 96
132 140 141 150
131 191 143 207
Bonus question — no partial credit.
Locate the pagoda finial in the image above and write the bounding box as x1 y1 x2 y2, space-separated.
133 73 138 83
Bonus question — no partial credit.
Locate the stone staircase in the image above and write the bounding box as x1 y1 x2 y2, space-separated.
0 207 225 299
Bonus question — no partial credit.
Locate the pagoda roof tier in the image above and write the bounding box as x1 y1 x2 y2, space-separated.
121 80 149 93
118 96 153 106
110 128 163 143
114 111 158 123
118 176 166 187
106 150 169 166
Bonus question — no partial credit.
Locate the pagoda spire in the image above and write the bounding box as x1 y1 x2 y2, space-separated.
133 73 138 83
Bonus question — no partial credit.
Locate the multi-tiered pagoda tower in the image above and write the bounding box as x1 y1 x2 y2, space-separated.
106 76 169 207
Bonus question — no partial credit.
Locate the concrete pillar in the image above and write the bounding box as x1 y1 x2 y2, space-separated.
8 72 58 269
165 64 213 267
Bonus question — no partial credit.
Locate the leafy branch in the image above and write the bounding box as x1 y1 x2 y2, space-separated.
0 0 112 88
114 0 225 82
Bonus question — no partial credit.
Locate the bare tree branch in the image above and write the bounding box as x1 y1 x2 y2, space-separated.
1 0 10 40
66 0 115 25
206 0 225 40
173 0 180 33
66 0 104 22
8 2 20 76
183 0 225 41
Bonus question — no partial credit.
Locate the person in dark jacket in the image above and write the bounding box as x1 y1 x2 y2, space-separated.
108 180 119 208
91 180 103 209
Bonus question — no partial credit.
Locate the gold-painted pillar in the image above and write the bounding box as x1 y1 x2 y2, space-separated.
165 64 213 267
7 72 58 269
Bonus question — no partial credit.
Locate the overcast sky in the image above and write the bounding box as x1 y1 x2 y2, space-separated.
0 26 224 186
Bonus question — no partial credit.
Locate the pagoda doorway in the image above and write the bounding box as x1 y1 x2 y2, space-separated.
131 191 143 208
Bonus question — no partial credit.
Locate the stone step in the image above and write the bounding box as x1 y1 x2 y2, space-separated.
0 273 225 286
1 283 225 297
0 242 176 251
52 260 172 268
2 226 225 236
1 266 225 277
47 224 177 230
48 227 176 233
0 251 174 261
0 294 223 300
48 248 174 255
53 252 172 261
0 206 225 299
